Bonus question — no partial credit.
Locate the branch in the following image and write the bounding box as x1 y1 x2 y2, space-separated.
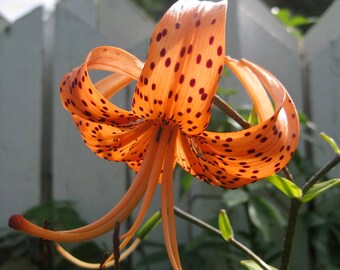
301 153 340 194
174 207 272 270
213 95 250 129
280 153 340 270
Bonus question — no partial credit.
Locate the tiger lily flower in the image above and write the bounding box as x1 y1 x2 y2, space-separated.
9 0 299 269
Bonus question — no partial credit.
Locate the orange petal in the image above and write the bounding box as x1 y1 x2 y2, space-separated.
60 46 143 126
132 0 227 135
225 56 273 122
72 114 155 162
177 57 299 188
176 133 222 187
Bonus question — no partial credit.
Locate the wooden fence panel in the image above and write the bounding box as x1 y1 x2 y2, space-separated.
52 4 129 226
305 0 340 177
98 0 155 48
0 8 43 227
225 0 303 112
0 0 339 269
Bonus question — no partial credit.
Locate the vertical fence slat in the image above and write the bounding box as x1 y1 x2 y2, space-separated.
305 0 340 177
226 0 303 111
0 14 8 30
98 0 155 48
0 8 43 227
52 5 127 228
60 0 96 27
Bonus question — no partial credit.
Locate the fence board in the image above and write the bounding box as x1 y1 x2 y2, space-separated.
305 0 340 177
0 14 8 30
0 8 43 227
52 6 128 226
98 0 155 48
225 0 302 112
60 0 96 28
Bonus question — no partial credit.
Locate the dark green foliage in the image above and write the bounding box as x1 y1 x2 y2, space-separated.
0 201 107 269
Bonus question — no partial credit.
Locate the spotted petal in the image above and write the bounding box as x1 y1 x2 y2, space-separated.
132 0 227 135
177 57 300 188
72 115 155 162
60 46 143 125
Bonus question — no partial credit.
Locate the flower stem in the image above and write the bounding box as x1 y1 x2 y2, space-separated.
173 207 272 270
280 153 340 270
301 154 340 194
213 95 250 129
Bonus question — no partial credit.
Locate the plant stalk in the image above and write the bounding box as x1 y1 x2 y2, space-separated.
213 95 250 129
280 154 340 270
174 207 272 270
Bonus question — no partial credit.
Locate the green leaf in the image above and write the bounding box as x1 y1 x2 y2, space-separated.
240 260 278 270
248 107 258 125
23 200 87 230
222 189 249 209
137 211 161 240
301 179 340 203
218 210 233 241
320 132 340 154
266 174 302 198
248 197 286 242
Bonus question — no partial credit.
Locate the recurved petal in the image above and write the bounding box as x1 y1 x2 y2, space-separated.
178 58 299 188
60 46 143 126
176 133 225 186
72 114 155 162
132 0 227 135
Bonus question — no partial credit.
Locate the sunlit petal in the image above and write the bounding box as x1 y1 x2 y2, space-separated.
60 46 142 125
72 114 154 162
178 57 299 188
132 0 227 135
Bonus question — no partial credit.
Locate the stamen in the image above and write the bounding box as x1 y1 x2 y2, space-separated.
113 222 121 270
8 125 161 242
119 125 172 249
55 238 142 269
161 126 182 270
39 220 53 267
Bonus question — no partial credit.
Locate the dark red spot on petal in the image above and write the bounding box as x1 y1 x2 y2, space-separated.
160 48 166 57
179 74 185 84
165 57 171 67
156 32 162 41
206 59 213 68
174 62 180 72
189 79 196 87
201 93 207 100
196 54 202 64
188 45 193 54
180 47 186 57
217 46 223 56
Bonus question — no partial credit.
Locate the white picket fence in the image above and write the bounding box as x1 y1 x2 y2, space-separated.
1 0 339 269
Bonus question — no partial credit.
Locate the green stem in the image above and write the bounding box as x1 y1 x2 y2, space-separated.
301 154 340 194
174 207 272 270
280 154 340 270
213 95 250 129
